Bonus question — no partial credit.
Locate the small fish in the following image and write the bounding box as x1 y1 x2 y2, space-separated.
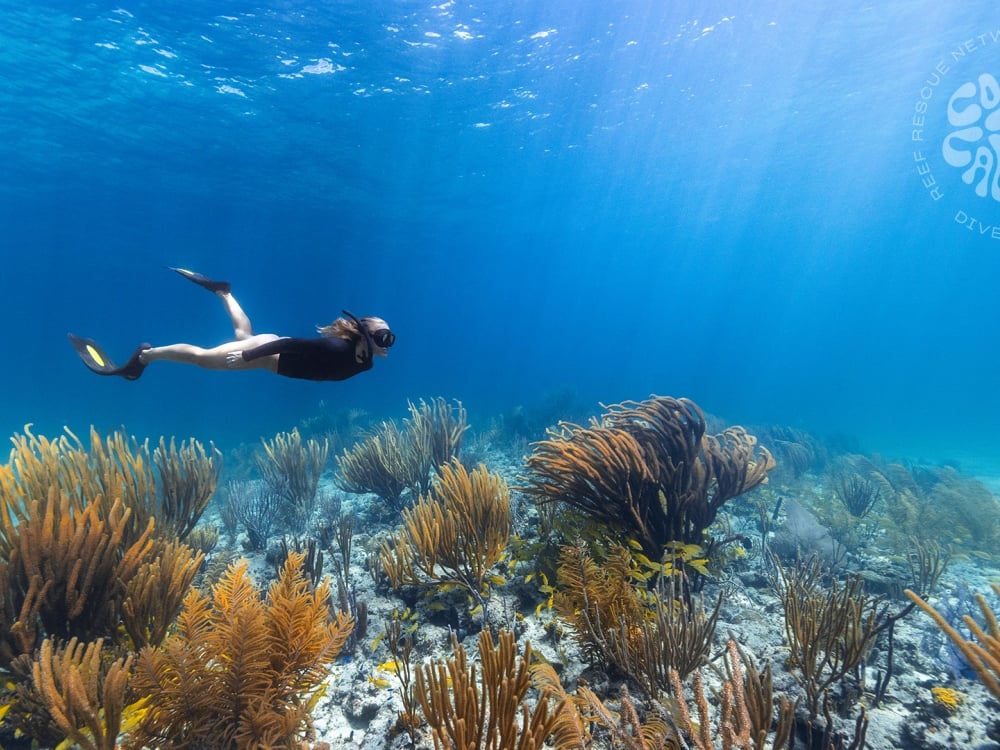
688 558 710 575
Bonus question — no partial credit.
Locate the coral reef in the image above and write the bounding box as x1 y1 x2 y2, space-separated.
338 420 426 508
906 583 1000 701
415 629 564 750
256 427 329 529
3 393 997 749
771 556 886 719
404 397 468 485
337 396 467 508
521 396 774 559
0 426 219 546
553 542 720 690
19 637 133 750
0 425 211 745
828 454 1000 554
379 460 511 618
754 424 825 482
128 552 353 749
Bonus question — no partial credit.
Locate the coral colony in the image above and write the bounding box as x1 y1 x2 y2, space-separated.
0 395 999 748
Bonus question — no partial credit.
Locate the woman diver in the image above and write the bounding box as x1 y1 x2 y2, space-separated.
68 267 395 382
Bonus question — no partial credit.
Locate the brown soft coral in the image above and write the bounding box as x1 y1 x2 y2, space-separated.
128 551 353 750
521 395 774 559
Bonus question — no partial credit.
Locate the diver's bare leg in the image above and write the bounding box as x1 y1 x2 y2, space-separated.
140 334 280 371
170 268 254 339
219 291 255 340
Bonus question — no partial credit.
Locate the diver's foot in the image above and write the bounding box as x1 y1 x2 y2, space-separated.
169 266 232 295
119 343 153 380
68 335 152 380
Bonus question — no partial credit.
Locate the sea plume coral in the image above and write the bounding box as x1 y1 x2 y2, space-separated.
521 396 774 559
379 460 512 619
128 551 353 750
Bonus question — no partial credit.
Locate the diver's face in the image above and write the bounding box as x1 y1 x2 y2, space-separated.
363 317 395 357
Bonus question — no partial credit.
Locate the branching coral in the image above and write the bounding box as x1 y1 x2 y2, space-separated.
0 492 156 665
128 552 353 750
153 435 222 540
337 420 425 507
338 398 468 507
665 640 796 750
0 426 219 548
225 479 281 551
0 426 156 551
521 396 774 559
379 460 512 617
532 637 796 750
832 472 882 518
841 455 1000 554
551 543 647 667
121 539 205 650
772 557 886 718
20 637 134 750
405 397 469 486
416 629 566 750
0 427 211 664
756 425 822 481
575 683 670 750
256 427 328 529
906 583 1000 701
0 426 213 746
553 542 719 691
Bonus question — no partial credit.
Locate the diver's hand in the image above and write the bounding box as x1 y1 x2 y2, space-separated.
226 351 244 368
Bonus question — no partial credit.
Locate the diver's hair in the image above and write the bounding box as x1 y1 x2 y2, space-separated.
318 316 387 340
317 318 360 340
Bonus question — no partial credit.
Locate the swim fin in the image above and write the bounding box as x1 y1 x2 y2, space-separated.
169 266 232 294
68 334 151 380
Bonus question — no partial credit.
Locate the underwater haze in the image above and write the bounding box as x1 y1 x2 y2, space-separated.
3 0 1000 468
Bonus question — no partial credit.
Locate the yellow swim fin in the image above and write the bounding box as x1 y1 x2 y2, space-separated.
68 334 150 381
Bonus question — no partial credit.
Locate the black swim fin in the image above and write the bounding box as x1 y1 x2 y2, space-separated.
68 334 151 381
169 266 232 294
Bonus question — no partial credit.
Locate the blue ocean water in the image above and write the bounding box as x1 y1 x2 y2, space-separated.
3 0 1000 467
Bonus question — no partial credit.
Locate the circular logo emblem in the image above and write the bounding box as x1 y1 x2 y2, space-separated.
911 35 1000 241
942 74 1000 200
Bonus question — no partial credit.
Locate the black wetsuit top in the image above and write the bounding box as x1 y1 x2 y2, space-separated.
242 337 372 381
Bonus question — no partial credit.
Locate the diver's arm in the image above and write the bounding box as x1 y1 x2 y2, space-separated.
242 336 357 363
241 337 295 361
341 310 374 365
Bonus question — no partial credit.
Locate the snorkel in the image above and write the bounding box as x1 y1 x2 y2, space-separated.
342 309 375 364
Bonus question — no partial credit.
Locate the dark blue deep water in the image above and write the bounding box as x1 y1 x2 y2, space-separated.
4 1 1000 468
